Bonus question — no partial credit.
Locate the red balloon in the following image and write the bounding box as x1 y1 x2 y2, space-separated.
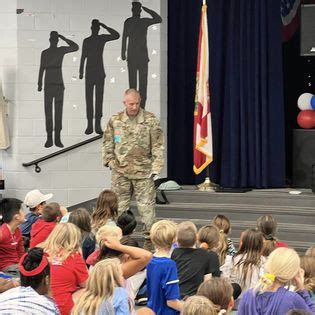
297 110 315 129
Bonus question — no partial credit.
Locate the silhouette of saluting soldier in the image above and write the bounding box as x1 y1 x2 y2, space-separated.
121 2 162 109
80 20 120 135
38 31 79 148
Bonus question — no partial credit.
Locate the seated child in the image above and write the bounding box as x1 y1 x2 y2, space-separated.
256 215 288 256
198 277 234 314
72 258 129 315
171 221 220 298
229 229 266 296
42 222 89 315
300 255 315 304
0 198 25 277
0 247 59 314
21 189 52 240
213 214 236 256
30 203 61 248
91 190 118 232
198 224 232 278
68 208 95 260
147 220 182 314
238 248 315 315
117 209 139 247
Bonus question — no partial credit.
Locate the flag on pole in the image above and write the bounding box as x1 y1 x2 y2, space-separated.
193 3 212 175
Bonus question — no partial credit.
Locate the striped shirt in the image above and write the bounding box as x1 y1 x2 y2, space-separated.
0 286 59 314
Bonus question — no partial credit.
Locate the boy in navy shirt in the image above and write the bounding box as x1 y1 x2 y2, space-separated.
147 220 182 315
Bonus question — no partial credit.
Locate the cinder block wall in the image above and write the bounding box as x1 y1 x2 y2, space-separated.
1 0 167 206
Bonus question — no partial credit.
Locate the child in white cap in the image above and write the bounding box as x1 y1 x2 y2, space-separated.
20 189 53 240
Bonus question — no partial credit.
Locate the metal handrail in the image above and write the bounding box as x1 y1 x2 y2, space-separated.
22 135 102 173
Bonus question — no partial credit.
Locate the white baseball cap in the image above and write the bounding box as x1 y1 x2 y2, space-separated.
24 189 53 208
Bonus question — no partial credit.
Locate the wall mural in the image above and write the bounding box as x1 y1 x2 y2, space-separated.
37 1 162 148
79 20 120 135
38 32 79 148
121 2 162 109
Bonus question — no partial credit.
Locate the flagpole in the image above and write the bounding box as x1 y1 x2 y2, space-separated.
196 0 216 191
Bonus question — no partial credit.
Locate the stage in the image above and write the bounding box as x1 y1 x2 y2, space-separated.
70 187 315 254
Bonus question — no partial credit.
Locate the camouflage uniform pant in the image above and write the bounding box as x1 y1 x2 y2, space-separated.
111 170 156 232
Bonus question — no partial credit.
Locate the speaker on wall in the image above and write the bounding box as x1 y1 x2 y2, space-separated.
301 4 315 56
292 129 315 188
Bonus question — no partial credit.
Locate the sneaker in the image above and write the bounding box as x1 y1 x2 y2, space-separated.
135 295 148 306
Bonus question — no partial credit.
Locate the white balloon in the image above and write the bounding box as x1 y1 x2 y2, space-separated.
297 93 313 110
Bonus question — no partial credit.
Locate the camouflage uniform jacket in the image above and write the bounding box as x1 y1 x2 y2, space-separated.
102 108 164 179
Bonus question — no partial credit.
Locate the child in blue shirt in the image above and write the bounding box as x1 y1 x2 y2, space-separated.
147 220 182 315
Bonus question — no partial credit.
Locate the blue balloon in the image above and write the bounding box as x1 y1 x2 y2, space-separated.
312 95 315 110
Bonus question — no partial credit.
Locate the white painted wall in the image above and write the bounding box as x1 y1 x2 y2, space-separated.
1 0 167 207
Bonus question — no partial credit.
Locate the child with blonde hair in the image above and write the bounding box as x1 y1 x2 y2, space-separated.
42 222 88 315
301 255 315 303
182 295 216 315
147 220 182 314
171 222 220 298
86 225 122 266
91 190 118 232
86 225 151 314
212 214 236 256
238 247 315 314
72 258 129 315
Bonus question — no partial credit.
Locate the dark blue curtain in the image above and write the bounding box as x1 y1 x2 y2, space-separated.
168 0 286 188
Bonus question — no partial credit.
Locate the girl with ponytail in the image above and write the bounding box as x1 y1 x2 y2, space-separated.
238 247 315 314
256 215 288 256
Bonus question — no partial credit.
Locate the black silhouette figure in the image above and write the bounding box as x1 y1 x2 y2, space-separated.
121 2 162 108
79 20 120 135
38 31 79 148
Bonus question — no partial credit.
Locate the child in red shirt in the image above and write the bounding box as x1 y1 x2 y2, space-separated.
30 202 61 248
43 222 88 315
0 198 25 277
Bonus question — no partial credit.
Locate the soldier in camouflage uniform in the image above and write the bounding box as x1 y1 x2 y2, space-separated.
102 89 164 234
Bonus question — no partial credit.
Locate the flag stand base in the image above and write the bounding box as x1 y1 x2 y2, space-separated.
197 177 216 191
